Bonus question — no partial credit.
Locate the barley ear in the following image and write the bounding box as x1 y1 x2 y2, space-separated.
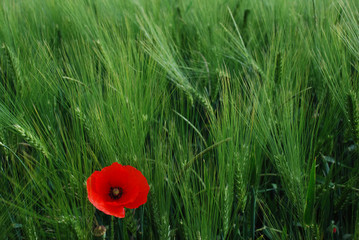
347 91 359 144
13 124 51 158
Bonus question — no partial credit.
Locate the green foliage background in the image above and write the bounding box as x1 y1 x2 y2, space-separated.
0 0 358 239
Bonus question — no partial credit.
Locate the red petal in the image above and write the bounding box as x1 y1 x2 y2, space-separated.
87 171 111 205
98 204 126 218
123 166 150 208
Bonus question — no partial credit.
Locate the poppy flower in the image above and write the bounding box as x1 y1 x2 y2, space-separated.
87 162 150 218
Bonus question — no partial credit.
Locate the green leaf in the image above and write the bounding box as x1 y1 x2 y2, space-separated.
303 159 316 226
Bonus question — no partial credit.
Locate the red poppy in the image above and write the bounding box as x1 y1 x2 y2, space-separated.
87 162 150 218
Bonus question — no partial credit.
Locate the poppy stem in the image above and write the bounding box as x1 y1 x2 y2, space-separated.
110 216 114 240
94 216 99 227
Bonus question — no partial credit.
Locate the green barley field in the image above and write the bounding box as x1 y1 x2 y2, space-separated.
1 0 359 239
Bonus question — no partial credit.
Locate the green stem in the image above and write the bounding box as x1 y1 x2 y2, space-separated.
111 216 114 240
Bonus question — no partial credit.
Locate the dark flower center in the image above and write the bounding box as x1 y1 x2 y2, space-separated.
109 187 123 200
